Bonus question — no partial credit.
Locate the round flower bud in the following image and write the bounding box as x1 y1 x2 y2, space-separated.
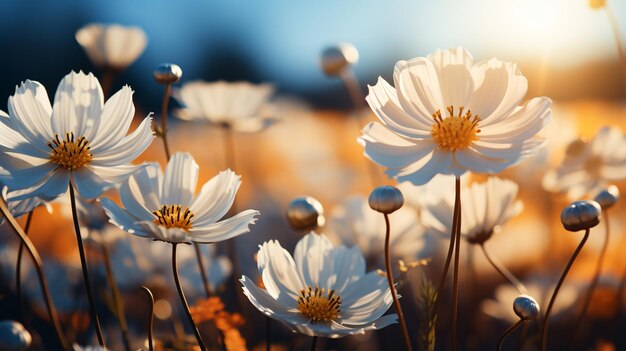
286 197 325 231
368 186 404 214
320 43 359 77
513 295 540 320
561 200 601 232
153 63 183 85
594 185 619 210
0 321 32 351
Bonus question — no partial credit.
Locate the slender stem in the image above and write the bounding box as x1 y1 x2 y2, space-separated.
339 69 365 112
160 83 172 161
69 184 106 347
100 68 115 99
194 243 212 298
569 210 611 349
606 4 626 93
310 336 318 351
140 286 154 351
383 213 413 351
0 199 69 350
266 317 272 351
101 242 132 351
435 177 461 296
498 319 524 351
451 177 462 351
172 243 207 350
540 228 590 351
16 210 34 323
480 244 527 294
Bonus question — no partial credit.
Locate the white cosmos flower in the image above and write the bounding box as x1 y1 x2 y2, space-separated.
326 195 425 264
100 152 259 244
358 47 551 185
174 81 275 132
543 126 626 200
0 71 154 200
1 186 52 219
241 232 397 338
75 24 147 70
421 177 523 244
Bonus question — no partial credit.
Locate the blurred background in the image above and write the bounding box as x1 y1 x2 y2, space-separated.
1 0 626 350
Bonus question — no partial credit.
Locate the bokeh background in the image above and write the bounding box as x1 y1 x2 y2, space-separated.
1 0 626 350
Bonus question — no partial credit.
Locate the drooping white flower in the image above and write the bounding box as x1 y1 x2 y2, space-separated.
241 232 397 338
358 47 551 185
174 81 275 132
75 24 147 70
543 126 626 200
100 152 259 244
326 195 425 264
0 71 154 200
421 177 523 244
482 279 578 323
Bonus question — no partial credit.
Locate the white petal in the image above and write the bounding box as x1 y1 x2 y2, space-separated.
455 148 517 174
91 115 154 166
89 85 135 149
358 122 436 169
50 71 103 138
393 58 444 119
71 167 111 199
327 246 365 293
10 169 70 201
365 77 432 138
119 164 162 221
161 152 198 207
139 221 188 243
0 162 58 191
89 163 148 184
190 169 242 226
257 240 305 305
394 150 455 185
293 232 335 287
427 47 474 108
480 97 551 142
188 209 259 243
0 113 49 159
100 198 150 237
7 80 54 149
240 276 299 320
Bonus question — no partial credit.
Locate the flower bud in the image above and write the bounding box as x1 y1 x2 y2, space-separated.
594 185 619 210
153 63 182 85
320 43 359 77
368 186 404 214
513 295 540 320
0 321 32 351
561 200 601 232
286 197 325 231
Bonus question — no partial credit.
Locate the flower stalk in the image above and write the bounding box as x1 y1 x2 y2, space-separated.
140 286 155 351
383 213 413 351
0 199 69 350
480 244 527 294
16 210 34 323
451 177 462 351
497 319 524 351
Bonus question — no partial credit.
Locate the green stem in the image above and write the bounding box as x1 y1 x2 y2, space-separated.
498 319 524 351
140 286 154 351
481 244 527 294
451 177 462 351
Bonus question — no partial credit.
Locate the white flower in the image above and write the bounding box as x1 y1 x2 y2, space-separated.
326 195 425 264
241 232 397 338
174 81 275 132
100 152 259 244
1 186 52 219
0 71 154 200
358 47 551 185
421 177 523 244
482 279 578 323
543 126 626 199
75 24 147 70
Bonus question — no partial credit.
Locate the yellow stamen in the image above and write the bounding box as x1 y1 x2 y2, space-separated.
431 105 481 152
48 132 93 170
297 285 341 323
152 204 194 231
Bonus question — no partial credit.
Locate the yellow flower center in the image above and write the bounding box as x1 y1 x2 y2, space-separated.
297 285 341 323
153 204 194 231
47 132 93 170
431 106 481 152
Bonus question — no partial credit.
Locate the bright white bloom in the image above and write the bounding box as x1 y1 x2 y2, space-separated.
327 195 425 263
101 152 259 244
174 81 275 132
75 24 147 70
359 47 551 185
0 71 154 200
543 126 626 199
241 232 397 338
421 177 523 244
482 279 578 323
